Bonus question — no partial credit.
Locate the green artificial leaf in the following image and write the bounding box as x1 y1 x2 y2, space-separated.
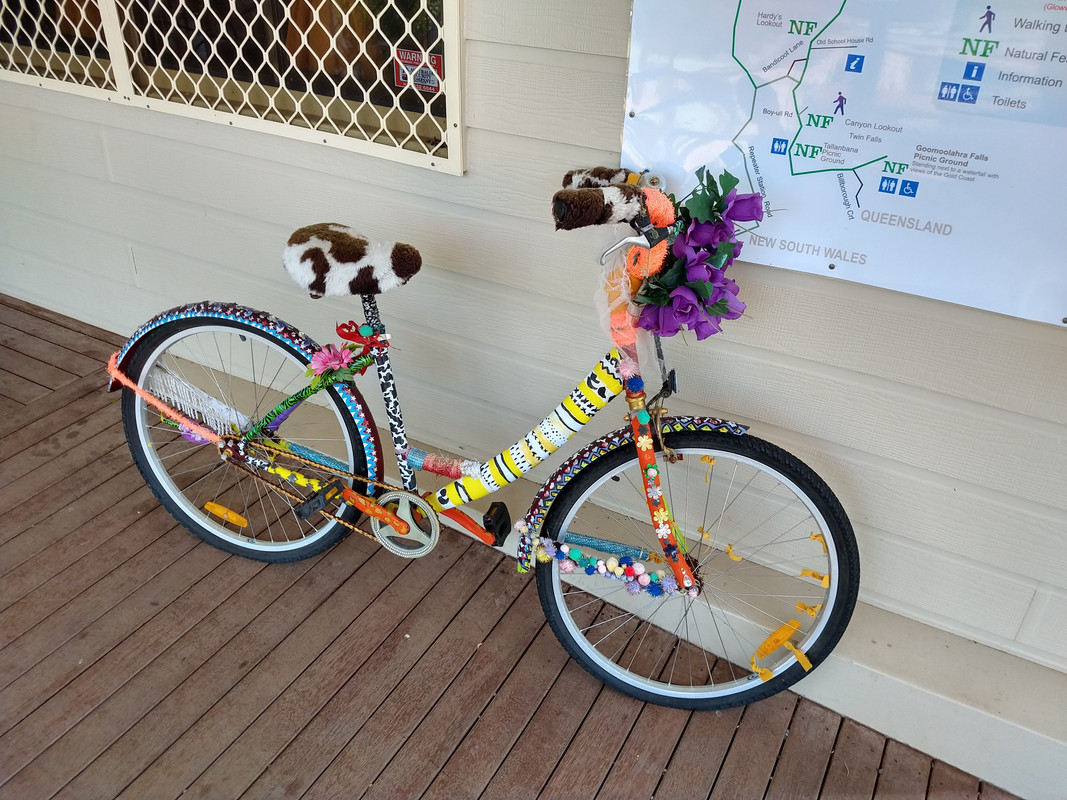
660 258 687 288
709 240 736 268
685 190 717 223
718 169 740 196
705 298 733 317
686 281 713 301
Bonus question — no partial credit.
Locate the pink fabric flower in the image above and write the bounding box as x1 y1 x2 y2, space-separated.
310 344 355 376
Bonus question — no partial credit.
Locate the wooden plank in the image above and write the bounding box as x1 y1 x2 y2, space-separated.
478 660 603 800
0 372 112 439
0 321 102 376
0 367 48 405
0 499 184 643
107 537 458 800
0 295 125 355
927 760 980 800
593 696 692 800
765 698 841 800
0 402 122 488
0 541 223 780
652 669 746 800
112 535 463 800
873 739 932 800
0 423 135 512
0 345 79 391
0 551 258 785
977 782 1022 800
361 579 547 800
819 718 887 800
6 546 341 800
707 690 798 800
0 449 140 586
0 381 115 462
226 541 498 800
278 551 523 800
421 623 573 800
0 517 193 691
537 689 645 795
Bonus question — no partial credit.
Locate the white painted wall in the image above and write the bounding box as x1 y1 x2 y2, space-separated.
2 1 1065 796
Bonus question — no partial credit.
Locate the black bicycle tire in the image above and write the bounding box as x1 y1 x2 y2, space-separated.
121 315 370 563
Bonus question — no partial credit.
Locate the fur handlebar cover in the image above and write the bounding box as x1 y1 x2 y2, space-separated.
552 184 646 230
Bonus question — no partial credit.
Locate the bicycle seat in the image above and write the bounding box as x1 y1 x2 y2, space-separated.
283 223 421 299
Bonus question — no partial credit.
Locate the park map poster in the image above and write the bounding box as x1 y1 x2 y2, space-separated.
622 0 1067 325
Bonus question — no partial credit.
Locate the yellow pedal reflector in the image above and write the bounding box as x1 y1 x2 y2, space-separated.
801 569 831 588
750 655 773 682
784 641 813 671
796 601 823 618
810 531 827 553
756 620 801 659
725 544 743 562
204 502 248 527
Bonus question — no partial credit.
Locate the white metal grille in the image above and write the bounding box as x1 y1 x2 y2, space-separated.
1 0 462 172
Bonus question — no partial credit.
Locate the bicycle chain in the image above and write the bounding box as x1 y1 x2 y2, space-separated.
225 442 411 544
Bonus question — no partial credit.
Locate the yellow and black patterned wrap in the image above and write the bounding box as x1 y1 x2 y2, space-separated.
428 351 624 511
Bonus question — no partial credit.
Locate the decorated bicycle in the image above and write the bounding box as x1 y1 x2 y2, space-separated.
107 167 859 709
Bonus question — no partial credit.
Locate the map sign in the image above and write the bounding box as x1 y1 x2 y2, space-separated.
622 0 1067 325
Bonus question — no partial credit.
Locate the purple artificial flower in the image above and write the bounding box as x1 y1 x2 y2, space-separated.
722 189 764 223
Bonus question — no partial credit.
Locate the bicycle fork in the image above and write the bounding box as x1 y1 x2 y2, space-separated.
623 377 698 592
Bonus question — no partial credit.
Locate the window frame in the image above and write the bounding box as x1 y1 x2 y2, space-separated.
0 0 465 174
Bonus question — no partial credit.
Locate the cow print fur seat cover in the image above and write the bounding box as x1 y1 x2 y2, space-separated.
283 223 422 298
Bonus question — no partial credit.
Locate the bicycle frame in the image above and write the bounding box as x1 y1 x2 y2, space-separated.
106 295 701 589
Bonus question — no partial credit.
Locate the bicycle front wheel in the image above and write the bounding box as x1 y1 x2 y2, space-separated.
536 427 858 709
121 314 373 562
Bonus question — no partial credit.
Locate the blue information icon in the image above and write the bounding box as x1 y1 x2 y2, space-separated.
899 180 919 198
963 61 986 81
845 55 865 73
957 84 980 104
879 177 899 194
771 138 789 155
938 82 960 101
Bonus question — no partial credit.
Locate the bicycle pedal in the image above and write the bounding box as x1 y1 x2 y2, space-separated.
294 479 345 520
483 502 512 547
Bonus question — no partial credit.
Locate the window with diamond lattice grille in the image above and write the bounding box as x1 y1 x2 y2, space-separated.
1 0 462 172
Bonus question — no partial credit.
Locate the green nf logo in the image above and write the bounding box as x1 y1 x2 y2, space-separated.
793 143 824 158
960 38 1000 57
883 161 909 174
806 114 834 128
789 19 818 35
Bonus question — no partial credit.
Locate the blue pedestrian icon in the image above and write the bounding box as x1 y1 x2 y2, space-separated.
957 84 980 104
845 55 865 73
938 82 960 101
879 177 899 194
964 62 985 81
899 180 919 198
771 138 789 155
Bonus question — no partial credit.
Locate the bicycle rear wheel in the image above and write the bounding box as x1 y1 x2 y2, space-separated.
536 427 858 709
121 315 372 562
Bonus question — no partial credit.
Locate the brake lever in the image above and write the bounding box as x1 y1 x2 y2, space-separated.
600 235 649 265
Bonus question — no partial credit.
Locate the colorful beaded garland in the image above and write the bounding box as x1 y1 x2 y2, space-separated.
530 536 693 598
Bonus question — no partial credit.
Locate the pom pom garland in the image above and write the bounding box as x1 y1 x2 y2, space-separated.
538 541 690 599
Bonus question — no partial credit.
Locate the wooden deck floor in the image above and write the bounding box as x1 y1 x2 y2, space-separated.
0 294 1021 800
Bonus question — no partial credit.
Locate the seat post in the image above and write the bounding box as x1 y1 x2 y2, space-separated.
361 294 417 491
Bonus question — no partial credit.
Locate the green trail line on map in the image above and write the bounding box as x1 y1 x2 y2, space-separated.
728 0 886 189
